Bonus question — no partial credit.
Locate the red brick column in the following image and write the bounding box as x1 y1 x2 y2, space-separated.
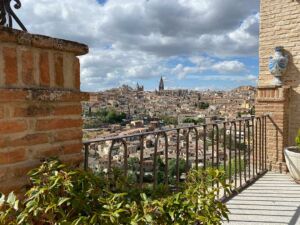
257 0 300 173
0 28 89 193
256 86 290 172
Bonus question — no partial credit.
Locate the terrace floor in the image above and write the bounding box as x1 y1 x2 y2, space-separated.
224 172 300 225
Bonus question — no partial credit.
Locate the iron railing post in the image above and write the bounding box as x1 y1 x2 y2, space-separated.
84 144 89 171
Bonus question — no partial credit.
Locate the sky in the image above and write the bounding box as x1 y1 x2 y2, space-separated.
17 0 260 91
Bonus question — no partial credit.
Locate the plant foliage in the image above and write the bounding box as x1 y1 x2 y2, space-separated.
0 160 230 225
295 129 300 149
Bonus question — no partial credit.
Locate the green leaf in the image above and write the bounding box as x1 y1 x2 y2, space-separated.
72 216 85 225
144 214 153 222
0 193 5 206
7 192 18 210
58 197 71 206
140 193 147 201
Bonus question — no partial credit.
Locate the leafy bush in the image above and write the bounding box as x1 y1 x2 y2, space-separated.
296 129 300 149
198 102 210 110
0 160 230 225
84 108 127 128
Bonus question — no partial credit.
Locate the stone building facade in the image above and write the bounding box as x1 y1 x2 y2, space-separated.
256 0 300 171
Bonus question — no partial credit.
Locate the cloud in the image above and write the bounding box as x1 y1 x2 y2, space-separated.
212 61 246 73
80 48 170 91
188 74 257 82
229 13 260 45
17 0 259 91
171 57 247 79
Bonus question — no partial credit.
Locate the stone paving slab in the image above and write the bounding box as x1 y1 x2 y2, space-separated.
223 173 300 225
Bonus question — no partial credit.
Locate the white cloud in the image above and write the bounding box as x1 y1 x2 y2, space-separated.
212 61 246 73
17 0 259 91
80 48 170 90
229 13 259 45
170 57 247 79
188 74 257 82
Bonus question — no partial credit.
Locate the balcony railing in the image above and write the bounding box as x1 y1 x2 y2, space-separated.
83 115 268 200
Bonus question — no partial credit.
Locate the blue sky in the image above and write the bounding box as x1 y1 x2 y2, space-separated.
20 0 260 91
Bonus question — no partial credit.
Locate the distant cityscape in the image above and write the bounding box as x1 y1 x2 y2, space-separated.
82 77 255 140
81 77 255 177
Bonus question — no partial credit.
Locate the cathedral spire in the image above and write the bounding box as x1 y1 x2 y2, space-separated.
159 76 164 91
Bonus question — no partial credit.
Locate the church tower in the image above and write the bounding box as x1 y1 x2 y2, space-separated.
136 82 144 92
159 76 164 91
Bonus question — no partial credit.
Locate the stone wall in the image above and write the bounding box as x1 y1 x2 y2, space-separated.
257 0 300 171
0 28 89 193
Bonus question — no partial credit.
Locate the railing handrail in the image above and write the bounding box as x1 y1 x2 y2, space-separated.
83 116 259 144
83 114 269 200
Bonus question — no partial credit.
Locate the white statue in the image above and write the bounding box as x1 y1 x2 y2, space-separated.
269 46 289 86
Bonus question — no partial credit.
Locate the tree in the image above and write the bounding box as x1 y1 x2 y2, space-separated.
198 102 210 109
84 108 127 128
157 157 165 184
128 157 140 172
182 118 204 125
168 159 186 183
249 106 255 115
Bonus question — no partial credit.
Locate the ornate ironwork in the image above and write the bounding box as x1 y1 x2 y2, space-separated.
83 115 269 200
0 0 27 31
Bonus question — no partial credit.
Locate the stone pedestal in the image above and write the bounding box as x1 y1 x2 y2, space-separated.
0 27 89 193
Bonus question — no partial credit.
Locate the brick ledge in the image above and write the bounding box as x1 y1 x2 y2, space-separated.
0 88 89 102
0 26 88 56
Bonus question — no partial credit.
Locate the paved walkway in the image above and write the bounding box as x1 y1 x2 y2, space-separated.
224 173 300 225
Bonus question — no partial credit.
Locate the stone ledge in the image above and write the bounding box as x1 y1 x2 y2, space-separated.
257 85 282 89
256 85 291 102
0 26 88 56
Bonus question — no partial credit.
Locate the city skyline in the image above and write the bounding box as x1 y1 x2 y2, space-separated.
94 76 256 92
18 0 260 91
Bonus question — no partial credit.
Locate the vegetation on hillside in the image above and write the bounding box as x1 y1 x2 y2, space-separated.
197 102 210 110
84 108 127 129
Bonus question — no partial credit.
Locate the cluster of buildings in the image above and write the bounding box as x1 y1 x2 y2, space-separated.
87 128 231 180
84 77 255 131
83 78 254 179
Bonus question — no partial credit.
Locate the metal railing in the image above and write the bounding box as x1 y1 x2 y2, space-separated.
83 115 268 199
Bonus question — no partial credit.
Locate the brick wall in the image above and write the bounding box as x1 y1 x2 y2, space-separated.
0 28 89 193
256 86 290 172
257 0 300 172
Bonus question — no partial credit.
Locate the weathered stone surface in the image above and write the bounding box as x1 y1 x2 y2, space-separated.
21 50 35 86
39 52 50 87
0 27 88 56
3 47 18 86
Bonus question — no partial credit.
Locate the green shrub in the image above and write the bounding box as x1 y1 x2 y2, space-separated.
296 129 300 149
0 160 230 225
